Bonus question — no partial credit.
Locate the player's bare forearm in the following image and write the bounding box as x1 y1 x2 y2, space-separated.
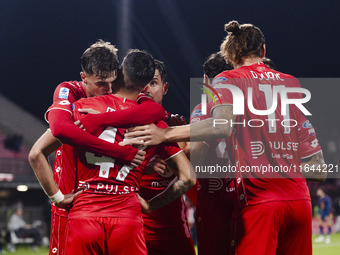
29 131 83 209
29 130 61 196
148 178 194 212
147 152 196 212
123 105 234 146
167 104 235 142
301 151 327 182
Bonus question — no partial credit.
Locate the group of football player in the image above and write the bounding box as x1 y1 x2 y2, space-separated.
29 20 326 255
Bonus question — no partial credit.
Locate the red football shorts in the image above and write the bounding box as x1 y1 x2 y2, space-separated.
64 217 147 255
145 237 196 255
233 200 312 255
49 213 68 255
196 189 235 255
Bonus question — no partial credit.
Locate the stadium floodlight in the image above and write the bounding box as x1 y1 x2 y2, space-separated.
17 185 28 192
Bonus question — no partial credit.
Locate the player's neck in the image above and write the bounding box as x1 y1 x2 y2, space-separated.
235 57 262 69
114 88 140 102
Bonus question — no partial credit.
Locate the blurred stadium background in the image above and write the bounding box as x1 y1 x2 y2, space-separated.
1 0 340 253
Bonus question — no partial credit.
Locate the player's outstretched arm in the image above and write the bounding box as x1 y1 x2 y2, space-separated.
49 110 140 164
301 151 327 182
28 130 82 209
76 95 166 134
140 151 196 213
123 105 235 146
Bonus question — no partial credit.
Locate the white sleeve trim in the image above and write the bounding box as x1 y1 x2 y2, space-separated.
44 107 73 123
47 127 64 145
301 150 322 159
164 150 183 162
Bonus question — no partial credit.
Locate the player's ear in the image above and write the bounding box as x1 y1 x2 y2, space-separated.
261 44 266 58
80 72 86 81
163 82 169 95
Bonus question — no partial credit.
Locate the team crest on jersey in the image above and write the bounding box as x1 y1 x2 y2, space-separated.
212 77 228 86
59 87 69 99
191 109 202 118
302 120 312 129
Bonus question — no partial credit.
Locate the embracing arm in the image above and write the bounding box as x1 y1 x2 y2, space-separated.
49 110 139 163
141 151 196 212
29 130 60 196
76 95 166 133
123 105 235 146
28 130 81 208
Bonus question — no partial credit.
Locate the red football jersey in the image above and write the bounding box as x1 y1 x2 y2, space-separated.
140 111 191 241
211 62 322 205
45 81 87 121
46 81 87 217
69 94 181 219
190 103 236 255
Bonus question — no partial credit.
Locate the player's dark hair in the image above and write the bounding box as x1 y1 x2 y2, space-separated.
122 49 155 88
220 20 265 67
81 39 119 79
262 57 276 70
155 59 167 83
203 52 233 78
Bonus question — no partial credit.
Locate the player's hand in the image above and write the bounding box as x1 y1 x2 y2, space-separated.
74 108 101 133
137 193 152 214
131 150 146 168
54 189 83 210
122 124 166 146
144 156 167 175
78 108 100 114
165 114 186 126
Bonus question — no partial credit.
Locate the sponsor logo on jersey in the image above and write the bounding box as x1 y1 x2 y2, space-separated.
191 109 202 118
268 141 298 151
59 100 71 105
212 77 228 86
208 178 223 193
311 138 319 148
308 128 316 136
151 180 172 187
226 186 235 193
58 87 69 99
250 141 265 159
302 120 313 129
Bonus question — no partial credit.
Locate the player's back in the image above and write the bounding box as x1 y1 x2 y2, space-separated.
70 94 180 219
213 62 310 205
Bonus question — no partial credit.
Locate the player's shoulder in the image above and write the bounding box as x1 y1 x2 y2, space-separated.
54 81 83 97
75 94 110 106
56 81 83 90
190 103 205 119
